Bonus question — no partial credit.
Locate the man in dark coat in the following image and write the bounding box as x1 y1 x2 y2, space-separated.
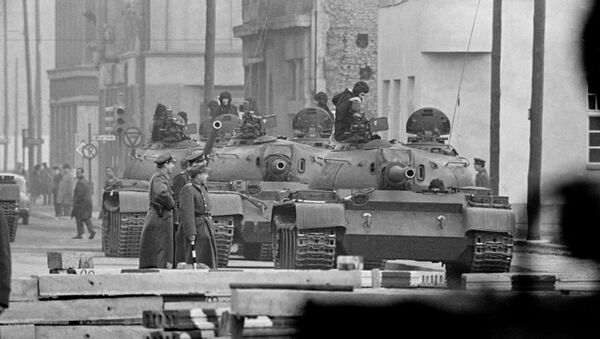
332 81 369 141
139 152 177 269
474 158 490 188
0 208 11 315
72 168 95 239
171 151 199 265
177 161 218 269
214 91 238 118
52 166 62 217
151 103 169 142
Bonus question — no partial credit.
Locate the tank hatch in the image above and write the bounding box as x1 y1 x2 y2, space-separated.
406 107 451 143
293 107 333 139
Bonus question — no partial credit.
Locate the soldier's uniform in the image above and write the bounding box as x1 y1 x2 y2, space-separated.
139 152 176 269
474 158 490 188
176 162 218 269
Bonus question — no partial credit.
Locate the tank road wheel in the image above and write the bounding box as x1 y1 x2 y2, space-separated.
272 215 337 270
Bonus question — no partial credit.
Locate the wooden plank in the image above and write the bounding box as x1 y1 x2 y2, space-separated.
47 251 94 269
146 329 215 339
0 297 162 325
0 325 35 339
231 289 458 317
38 270 362 299
380 270 446 288
35 326 154 339
462 273 557 291
229 283 353 291
9 278 38 301
164 301 230 311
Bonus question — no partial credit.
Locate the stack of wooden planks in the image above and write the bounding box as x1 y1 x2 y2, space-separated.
0 269 362 339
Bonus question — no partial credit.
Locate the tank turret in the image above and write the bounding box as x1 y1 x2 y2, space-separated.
292 107 333 148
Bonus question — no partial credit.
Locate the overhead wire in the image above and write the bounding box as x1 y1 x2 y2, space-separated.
448 0 482 143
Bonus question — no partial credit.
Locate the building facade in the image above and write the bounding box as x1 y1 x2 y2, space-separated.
234 0 379 137
378 0 598 239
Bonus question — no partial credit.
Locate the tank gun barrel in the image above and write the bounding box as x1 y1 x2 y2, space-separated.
387 165 416 183
203 119 223 161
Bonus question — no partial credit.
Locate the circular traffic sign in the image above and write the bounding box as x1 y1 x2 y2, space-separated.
122 127 145 148
82 143 98 159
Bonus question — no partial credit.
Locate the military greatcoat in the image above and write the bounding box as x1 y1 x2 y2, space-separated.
475 168 490 188
0 208 11 309
176 182 218 268
139 170 175 269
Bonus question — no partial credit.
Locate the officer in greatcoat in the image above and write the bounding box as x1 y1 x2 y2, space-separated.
474 157 490 188
177 160 218 269
139 152 177 269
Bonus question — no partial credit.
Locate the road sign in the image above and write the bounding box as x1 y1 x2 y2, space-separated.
82 143 98 159
122 127 145 148
93 134 117 141
75 142 86 157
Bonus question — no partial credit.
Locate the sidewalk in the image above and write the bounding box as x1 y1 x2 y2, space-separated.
29 204 102 220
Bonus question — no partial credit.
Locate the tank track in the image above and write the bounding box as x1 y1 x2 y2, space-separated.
469 230 513 273
0 201 17 242
103 211 146 257
258 243 273 262
211 216 235 268
272 215 337 270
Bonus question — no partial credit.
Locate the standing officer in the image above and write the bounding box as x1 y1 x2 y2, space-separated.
71 168 95 239
474 157 490 188
139 152 177 269
177 160 218 269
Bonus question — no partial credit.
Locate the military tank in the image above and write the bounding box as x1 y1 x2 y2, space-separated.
291 107 334 149
200 108 333 260
102 116 243 267
270 108 515 287
0 174 20 242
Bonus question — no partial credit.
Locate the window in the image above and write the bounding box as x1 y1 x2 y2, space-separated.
588 78 600 164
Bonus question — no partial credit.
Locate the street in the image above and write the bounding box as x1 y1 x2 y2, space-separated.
9 204 600 281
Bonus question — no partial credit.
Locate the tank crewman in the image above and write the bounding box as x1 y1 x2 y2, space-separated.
474 157 490 188
315 91 335 122
0 208 11 315
139 152 177 269
332 81 369 141
214 91 239 118
172 150 203 265
207 100 220 118
177 160 218 269
151 103 169 142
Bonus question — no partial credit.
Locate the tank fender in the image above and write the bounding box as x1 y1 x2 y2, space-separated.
208 192 244 217
272 202 347 231
463 207 516 234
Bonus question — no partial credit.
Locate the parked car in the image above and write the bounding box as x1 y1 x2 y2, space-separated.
0 172 30 224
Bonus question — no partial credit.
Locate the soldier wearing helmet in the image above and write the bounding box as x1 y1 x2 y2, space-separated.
332 81 370 141
214 91 238 118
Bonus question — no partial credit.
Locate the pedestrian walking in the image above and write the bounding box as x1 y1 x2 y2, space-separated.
52 166 63 217
176 160 218 269
71 168 96 239
56 164 74 217
139 152 177 269
40 163 53 205
30 164 42 205
0 208 11 315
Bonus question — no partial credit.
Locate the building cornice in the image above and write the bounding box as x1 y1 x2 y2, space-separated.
49 95 99 105
234 14 311 38
47 65 98 81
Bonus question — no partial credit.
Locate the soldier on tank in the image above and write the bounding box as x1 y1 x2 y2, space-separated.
315 91 334 122
151 103 169 142
474 157 490 188
176 159 218 269
139 152 177 269
214 91 238 118
332 81 369 141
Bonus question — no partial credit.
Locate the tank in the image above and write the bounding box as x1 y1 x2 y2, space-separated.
201 109 333 260
101 117 243 267
270 108 515 287
0 175 21 242
291 107 334 148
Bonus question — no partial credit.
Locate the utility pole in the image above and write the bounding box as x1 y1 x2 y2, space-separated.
13 58 18 168
490 0 501 195
34 0 41 164
3 0 8 171
22 0 35 174
527 0 545 240
203 0 216 121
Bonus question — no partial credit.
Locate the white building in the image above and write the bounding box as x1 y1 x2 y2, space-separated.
378 0 598 239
